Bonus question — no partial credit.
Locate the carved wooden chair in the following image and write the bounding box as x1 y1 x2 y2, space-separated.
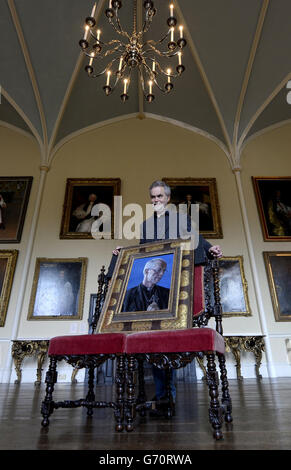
41 260 232 440
121 260 233 440
40 268 128 432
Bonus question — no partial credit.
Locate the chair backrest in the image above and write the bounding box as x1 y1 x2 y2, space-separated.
90 266 109 334
193 265 205 317
91 258 223 335
193 259 223 335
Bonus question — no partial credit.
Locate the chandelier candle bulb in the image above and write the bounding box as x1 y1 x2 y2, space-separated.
89 53 95 66
106 71 111 86
97 29 101 41
149 80 153 94
167 69 171 82
152 60 156 72
118 57 123 71
178 52 182 65
170 4 174 17
123 79 128 94
179 26 183 38
83 25 89 40
171 27 174 42
91 3 97 17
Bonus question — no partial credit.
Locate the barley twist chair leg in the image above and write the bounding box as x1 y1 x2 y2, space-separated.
206 353 224 440
164 366 175 418
114 354 125 432
217 353 233 423
137 358 147 403
85 365 95 416
125 355 136 432
41 356 58 427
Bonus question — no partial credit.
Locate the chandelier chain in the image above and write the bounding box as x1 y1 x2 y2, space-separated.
133 0 137 35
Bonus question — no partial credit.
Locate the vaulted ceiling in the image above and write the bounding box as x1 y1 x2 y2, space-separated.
1 0 291 166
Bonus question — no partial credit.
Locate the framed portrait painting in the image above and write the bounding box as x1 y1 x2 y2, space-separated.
0 177 33 243
0 250 18 326
97 239 194 333
27 258 87 320
60 178 121 239
162 178 223 238
213 256 251 317
252 177 291 241
263 252 291 321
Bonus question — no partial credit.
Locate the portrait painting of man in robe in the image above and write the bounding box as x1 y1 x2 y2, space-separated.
162 178 223 238
264 252 291 321
253 177 291 241
0 177 32 243
60 178 120 239
0 250 18 327
121 253 174 313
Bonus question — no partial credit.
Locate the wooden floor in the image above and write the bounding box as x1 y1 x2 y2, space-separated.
1 378 291 451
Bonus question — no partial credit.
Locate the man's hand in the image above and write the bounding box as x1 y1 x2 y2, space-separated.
209 245 223 258
112 246 123 256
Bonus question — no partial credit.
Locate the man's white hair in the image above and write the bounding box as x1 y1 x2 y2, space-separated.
149 180 171 197
143 258 167 275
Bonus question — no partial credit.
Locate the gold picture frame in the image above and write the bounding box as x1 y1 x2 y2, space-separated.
252 176 291 241
97 239 194 333
0 177 33 243
60 178 121 239
162 177 223 238
0 250 18 327
215 256 251 317
263 251 291 322
27 258 87 320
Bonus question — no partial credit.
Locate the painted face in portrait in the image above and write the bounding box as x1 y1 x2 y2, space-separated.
145 266 165 285
143 259 167 288
88 193 97 202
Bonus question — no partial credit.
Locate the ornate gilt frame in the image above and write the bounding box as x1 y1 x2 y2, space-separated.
97 239 194 333
27 257 87 320
0 176 33 243
217 256 251 317
60 178 121 239
252 176 291 241
263 251 291 322
0 250 18 327
162 177 223 238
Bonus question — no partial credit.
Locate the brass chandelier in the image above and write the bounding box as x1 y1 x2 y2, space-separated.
79 0 187 102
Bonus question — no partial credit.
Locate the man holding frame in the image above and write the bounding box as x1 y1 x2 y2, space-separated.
107 180 223 416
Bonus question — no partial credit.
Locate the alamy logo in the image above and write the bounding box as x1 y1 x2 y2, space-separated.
90 196 200 250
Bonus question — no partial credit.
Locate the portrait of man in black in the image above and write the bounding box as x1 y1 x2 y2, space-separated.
122 258 169 312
